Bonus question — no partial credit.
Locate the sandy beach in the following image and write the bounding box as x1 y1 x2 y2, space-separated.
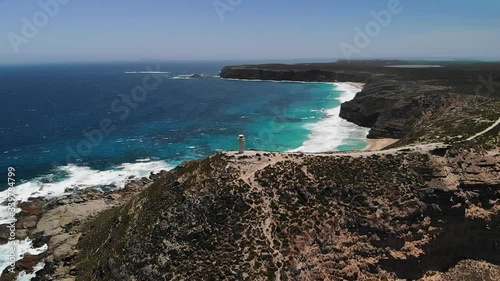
366 138 399 151
346 82 366 89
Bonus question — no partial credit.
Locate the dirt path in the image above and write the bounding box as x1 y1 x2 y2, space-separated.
466 117 500 141
225 152 297 281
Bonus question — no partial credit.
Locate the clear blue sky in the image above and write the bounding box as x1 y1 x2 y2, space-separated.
0 0 499 64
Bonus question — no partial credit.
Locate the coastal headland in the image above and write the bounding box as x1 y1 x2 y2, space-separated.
220 60 500 146
2 60 500 280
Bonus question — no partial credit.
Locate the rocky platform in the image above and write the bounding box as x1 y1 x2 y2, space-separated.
0 173 168 281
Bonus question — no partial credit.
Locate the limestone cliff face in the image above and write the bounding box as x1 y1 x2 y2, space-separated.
220 62 500 142
219 66 367 83
340 80 500 143
71 138 500 280
338 80 454 139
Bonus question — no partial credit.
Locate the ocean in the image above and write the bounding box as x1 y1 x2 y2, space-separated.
0 61 370 275
0 60 369 216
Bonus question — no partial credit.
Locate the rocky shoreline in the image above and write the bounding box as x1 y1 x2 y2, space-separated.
2 60 499 280
73 137 500 280
4 122 498 280
0 172 168 281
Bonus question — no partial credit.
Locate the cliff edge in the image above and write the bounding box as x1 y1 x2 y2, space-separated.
72 128 500 280
5 60 500 281
220 61 500 146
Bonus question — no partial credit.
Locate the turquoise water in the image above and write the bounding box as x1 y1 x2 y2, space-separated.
231 81 342 152
0 61 370 279
0 62 368 198
336 139 369 151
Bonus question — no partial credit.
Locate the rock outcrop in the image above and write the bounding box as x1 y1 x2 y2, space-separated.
4 60 499 281
339 80 500 141
70 135 500 280
220 66 367 83
0 174 167 281
220 61 500 143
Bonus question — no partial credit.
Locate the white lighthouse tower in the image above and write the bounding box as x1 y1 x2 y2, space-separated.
237 134 245 154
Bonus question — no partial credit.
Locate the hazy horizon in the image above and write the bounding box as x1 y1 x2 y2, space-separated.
1 0 499 64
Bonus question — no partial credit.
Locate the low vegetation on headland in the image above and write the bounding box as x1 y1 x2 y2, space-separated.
6 60 500 281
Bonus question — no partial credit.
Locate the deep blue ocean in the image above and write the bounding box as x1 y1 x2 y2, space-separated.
0 61 369 196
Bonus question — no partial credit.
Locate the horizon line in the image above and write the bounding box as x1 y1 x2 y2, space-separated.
1 56 500 66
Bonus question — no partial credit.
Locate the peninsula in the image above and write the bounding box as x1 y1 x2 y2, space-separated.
4 60 500 281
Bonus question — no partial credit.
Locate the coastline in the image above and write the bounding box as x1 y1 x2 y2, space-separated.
0 175 161 279
1 80 367 221
342 82 401 152
0 160 174 276
219 77 371 153
325 82 401 152
4 60 500 280
6 97 500 280
289 82 370 153
365 138 399 151
345 82 366 89
0 79 371 278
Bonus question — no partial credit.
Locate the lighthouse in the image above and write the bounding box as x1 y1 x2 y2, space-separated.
237 134 245 154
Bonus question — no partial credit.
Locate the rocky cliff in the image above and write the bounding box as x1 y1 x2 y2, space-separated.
4 61 499 281
340 80 500 143
7 113 500 281
220 61 500 144
67 128 500 280
219 66 367 83
0 176 161 281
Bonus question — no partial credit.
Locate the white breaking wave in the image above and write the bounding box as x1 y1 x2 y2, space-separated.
290 83 370 153
221 78 369 153
172 74 193 79
0 160 173 225
16 261 46 281
0 238 47 277
0 160 173 277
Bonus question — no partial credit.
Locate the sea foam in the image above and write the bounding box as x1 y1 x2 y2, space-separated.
0 238 47 276
0 160 173 275
290 83 370 153
0 160 173 224
16 261 46 280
